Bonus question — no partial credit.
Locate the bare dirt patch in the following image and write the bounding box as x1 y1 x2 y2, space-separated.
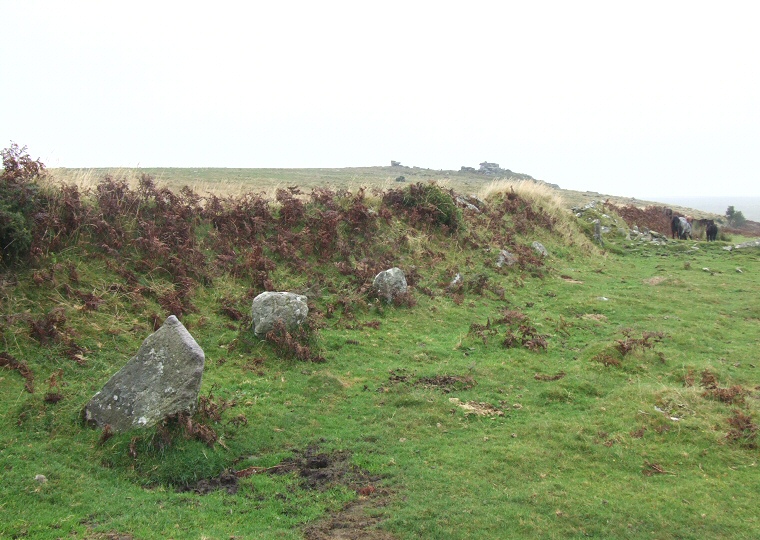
580 313 607 322
413 374 476 393
643 276 667 286
272 446 395 539
384 370 476 394
84 533 134 540
176 445 396 537
534 371 566 382
272 445 381 492
449 397 505 417
177 470 239 495
303 490 396 540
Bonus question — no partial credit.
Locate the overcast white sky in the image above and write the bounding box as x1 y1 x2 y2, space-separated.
2 1 758 197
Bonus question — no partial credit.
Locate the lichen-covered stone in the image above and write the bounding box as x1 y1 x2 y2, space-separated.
251 292 308 338
496 250 518 268
373 267 408 303
531 241 549 257
84 316 204 433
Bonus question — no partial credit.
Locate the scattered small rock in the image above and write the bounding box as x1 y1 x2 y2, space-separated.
531 241 549 257
496 249 518 268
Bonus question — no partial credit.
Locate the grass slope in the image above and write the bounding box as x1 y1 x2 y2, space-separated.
1 173 759 540
48 166 702 219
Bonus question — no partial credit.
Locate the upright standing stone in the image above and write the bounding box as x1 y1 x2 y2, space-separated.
593 219 604 247
84 316 205 433
373 267 408 303
251 292 309 338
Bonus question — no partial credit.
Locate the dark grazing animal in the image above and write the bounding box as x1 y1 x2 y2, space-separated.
706 222 718 241
671 215 681 239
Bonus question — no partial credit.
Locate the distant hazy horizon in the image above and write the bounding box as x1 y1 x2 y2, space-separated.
648 196 760 222
3 3 759 199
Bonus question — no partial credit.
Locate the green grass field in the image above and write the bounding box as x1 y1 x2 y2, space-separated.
1 167 758 539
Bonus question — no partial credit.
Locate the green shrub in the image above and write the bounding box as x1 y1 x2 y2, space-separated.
725 206 747 227
383 182 463 232
0 143 45 265
0 209 32 264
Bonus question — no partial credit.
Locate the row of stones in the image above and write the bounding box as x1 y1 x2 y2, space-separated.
84 248 550 434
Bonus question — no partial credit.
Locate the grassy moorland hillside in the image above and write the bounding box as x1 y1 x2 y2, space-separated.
2 155 760 539
49 165 700 217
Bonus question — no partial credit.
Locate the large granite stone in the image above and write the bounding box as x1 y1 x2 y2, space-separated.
84 315 204 432
251 292 309 338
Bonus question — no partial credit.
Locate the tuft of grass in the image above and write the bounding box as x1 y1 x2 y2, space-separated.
480 178 597 253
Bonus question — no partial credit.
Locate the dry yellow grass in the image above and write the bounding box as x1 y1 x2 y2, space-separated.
44 168 142 191
479 179 598 253
479 179 564 212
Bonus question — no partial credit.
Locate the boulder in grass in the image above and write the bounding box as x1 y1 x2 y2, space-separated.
84 315 204 433
449 273 463 290
496 250 518 268
373 267 408 303
532 241 549 257
251 292 309 339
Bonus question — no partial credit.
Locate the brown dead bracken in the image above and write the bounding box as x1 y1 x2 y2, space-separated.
642 460 675 476
0 352 34 393
534 371 566 382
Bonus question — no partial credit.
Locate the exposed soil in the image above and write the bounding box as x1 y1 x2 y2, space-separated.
275 446 395 539
177 470 239 495
272 445 381 492
534 371 566 382
177 445 396 538
303 490 396 540
413 374 476 393
449 397 505 417
385 369 476 394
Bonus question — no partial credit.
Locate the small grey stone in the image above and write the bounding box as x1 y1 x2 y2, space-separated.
455 196 481 213
531 241 548 257
496 250 518 268
733 240 760 250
